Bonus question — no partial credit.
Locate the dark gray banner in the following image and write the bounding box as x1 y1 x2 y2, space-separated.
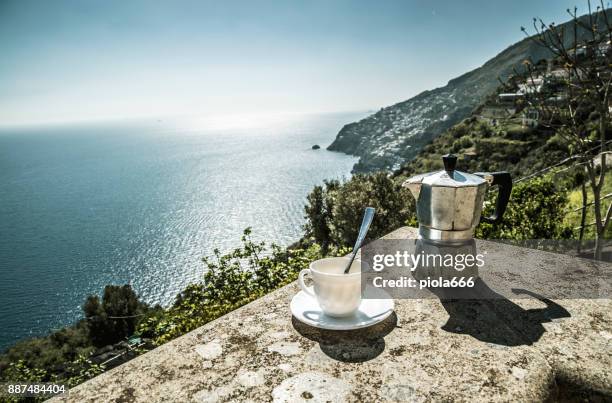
360 238 611 299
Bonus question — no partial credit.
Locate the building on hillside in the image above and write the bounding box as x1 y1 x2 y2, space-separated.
548 68 570 81
479 104 516 126
498 93 522 105
597 40 611 57
546 92 569 105
521 108 540 128
547 66 588 82
518 77 544 94
576 45 588 59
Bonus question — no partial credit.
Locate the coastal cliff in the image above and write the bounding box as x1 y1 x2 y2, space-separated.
328 36 555 172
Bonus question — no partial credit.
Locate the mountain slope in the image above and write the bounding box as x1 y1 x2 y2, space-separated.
328 12 607 173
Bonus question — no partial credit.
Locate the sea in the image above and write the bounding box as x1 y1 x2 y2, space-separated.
0 111 364 351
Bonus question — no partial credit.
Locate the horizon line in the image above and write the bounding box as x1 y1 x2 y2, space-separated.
0 107 378 131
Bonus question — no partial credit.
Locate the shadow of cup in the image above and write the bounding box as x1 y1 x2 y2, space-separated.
291 312 398 363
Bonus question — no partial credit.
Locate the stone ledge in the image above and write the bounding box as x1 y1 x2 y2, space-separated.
50 227 612 402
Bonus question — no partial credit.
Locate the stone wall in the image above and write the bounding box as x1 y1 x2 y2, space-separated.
51 227 611 402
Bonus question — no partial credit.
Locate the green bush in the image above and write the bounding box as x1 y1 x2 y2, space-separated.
83 285 150 347
0 284 151 390
303 180 340 253
137 228 350 345
304 173 413 249
476 176 573 239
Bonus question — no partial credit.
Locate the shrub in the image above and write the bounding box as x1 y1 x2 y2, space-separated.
137 228 350 344
83 285 149 347
476 176 573 239
303 180 340 253
304 173 413 248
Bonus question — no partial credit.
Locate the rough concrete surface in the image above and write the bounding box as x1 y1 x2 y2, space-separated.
50 227 611 402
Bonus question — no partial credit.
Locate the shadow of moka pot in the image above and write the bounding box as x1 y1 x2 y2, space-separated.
411 239 570 346
403 154 512 243
439 284 571 346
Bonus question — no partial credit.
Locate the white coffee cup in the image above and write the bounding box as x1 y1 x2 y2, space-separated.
298 257 362 317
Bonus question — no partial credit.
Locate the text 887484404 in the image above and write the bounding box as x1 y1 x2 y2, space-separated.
1 383 67 398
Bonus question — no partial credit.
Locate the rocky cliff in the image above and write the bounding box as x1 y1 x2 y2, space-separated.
327 35 561 172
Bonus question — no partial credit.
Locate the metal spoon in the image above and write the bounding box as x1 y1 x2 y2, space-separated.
343 207 376 274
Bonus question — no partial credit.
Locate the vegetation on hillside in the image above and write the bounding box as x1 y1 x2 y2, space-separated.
519 5 612 258
137 229 348 345
302 173 413 251
564 171 612 239
0 285 146 400
476 177 573 239
394 117 567 179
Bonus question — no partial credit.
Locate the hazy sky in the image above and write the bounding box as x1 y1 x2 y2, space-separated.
0 0 593 126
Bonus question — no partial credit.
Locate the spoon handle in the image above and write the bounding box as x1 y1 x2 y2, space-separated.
344 207 375 274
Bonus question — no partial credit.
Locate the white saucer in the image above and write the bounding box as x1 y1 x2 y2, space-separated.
290 289 394 331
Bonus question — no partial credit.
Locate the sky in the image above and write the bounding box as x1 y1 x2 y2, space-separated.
0 0 596 126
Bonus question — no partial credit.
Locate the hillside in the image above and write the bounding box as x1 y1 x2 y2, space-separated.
392 116 566 182
329 12 607 173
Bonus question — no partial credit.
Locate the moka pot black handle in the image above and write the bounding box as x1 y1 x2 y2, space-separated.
474 171 512 224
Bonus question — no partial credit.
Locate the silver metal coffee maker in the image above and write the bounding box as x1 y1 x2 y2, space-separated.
403 154 512 243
